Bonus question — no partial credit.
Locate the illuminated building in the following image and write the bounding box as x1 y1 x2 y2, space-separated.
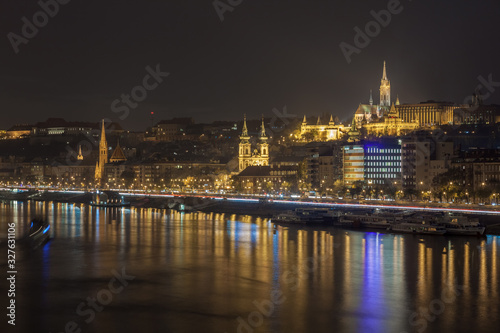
354 62 460 129
343 122 364 186
238 115 269 172
380 61 391 107
347 117 361 143
94 120 130 186
344 131 403 187
6 124 31 139
343 144 364 187
362 104 419 136
354 61 393 124
109 140 127 163
94 119 108 185
364 139 402 186
77 145 83 161
299 115 346 141
235 166 281 194
396 101 458 126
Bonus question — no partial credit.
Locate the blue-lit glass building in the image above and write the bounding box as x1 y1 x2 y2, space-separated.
364 139 402 186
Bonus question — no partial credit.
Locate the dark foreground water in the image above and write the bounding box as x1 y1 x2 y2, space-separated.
0 201 499 333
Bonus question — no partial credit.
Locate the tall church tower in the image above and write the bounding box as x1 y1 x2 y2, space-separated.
95 119 108 186
259 116 269 161
77 145 83 160
238 115 252 172
380 61 391 107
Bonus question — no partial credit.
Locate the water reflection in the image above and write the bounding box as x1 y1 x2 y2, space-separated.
0 201 498 333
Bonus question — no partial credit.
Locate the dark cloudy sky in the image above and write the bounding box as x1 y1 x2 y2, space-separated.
1 0 499 130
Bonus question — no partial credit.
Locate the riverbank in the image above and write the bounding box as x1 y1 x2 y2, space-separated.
1 190 499 235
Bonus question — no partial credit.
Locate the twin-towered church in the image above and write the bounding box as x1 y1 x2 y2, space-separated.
238 116 269 172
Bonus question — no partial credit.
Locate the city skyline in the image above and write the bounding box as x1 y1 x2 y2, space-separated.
2 0 500 131
2 58 497 132
2 2 500 333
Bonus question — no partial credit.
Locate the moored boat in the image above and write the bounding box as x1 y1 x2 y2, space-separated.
388 221 446 235
90 190 130 207
295 208 341 223
439 214 485 236
342 213 390 229
272 208 328 224
272 211 307 224
336 216 360 228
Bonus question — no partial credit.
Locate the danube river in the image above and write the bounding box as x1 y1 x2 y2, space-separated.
1 201 499 333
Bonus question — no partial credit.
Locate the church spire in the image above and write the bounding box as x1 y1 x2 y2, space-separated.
241 114 249 137
77 145 83 161
380 61 391 107
240 114 250 143
110 139 127 163
96 119 108 187
347 116 361 142
303 115 307 123
396 95 400 105
100 119 106 145
259 115 267 139
369 89 373 106
388 103 400 118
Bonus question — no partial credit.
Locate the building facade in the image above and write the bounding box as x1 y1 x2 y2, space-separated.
401 138 453 190
363 104 419 136
343 144 364 187
364 139 402 186
306 142 343 190
238 116 269 172
454 104 500 125
354 61 393 124
153 118 195 141
299 115 346 141
396 102 458 126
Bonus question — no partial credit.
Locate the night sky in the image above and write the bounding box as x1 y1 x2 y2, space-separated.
1 0 499 131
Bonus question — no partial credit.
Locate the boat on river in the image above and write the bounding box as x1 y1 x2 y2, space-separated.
388 221 447 235
439 214 485 236
90 190 130 207
272 211 309 223
341 213 390 229
272 208 338 224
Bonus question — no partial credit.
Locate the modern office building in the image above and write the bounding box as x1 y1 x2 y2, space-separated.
364 139 402 186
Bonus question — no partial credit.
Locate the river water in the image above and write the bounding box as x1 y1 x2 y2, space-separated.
0 201 499 333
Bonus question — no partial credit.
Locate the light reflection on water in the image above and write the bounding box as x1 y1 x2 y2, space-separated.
0 201 499 333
